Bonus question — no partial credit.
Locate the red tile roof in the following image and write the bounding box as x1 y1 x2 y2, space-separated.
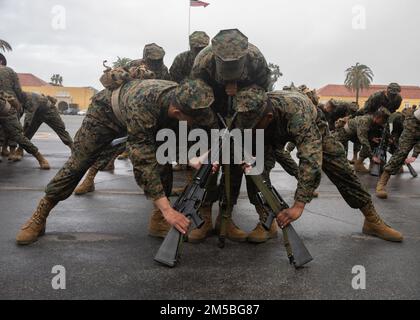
318 84 420 99
17 73 50 87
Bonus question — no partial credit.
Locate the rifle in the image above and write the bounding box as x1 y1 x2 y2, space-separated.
216 114 313 268
218 96 236 249
154 115 236 267
407 163 418 178
370 124 388 177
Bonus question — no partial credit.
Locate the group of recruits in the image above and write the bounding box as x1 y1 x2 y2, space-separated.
0 55 73 169
5 29 418 250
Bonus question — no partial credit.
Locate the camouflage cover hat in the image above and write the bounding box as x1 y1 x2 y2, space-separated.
234 86 268 129
387 83 401 94
212 29 248 62
143 43 165 60
174 79 216 127
190 31 210 49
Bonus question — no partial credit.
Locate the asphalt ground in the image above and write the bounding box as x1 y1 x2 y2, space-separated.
0 115 419 300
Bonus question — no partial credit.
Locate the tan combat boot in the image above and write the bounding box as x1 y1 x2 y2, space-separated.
247 206 278 244
34 152 50 170
188 206 213 243
215 211 248 242
118 150 129 160
74 167 98 195
16 197 56 245
354 159 369 173
361 202 403 242
11 147 24 162
7 146 16 161
376 171 391 199
148 206 170 238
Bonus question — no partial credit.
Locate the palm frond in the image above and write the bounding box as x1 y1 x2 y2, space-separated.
0 40 12 52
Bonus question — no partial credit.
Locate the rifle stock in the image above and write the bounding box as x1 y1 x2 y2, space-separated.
253 177 313 268
407 163 418 178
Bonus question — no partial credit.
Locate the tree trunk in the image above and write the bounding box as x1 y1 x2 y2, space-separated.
356 87 360 106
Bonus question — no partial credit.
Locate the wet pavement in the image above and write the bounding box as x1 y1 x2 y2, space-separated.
0 116 419 300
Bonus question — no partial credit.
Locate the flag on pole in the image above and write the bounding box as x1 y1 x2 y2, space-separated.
190 0 210 7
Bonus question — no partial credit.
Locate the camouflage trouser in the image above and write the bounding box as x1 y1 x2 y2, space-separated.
384 124 420 175
90 144 126 170
321 135 371 208
44 101 174 203
273 148 299 177
0 108 38 155
333 128 371 160
24 106 73 147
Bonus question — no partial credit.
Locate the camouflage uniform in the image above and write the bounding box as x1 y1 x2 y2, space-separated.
170 31 210 83
44 79 215 202
325 100 359 131
359 84 404 147
384 112 420 175
236 88 372 209
0 65 26 149
23 93 73 148
192 29 271 115
333 115 381 160
192 29 272 208
128 43 170 80
0 94 39 156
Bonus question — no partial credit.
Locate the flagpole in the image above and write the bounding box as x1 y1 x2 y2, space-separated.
188 0 191 48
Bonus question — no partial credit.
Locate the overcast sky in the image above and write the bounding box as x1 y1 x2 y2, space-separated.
1 0 419 90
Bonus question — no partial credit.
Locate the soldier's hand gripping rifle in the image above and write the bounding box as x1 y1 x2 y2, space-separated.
249 174 313 268
154 116 236 267
216 115 313 268
370 124 389 177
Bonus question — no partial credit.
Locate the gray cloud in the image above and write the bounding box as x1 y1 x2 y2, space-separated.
1 0 419 89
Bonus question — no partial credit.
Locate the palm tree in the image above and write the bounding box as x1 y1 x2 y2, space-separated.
113 57 132 68
268 63 283 91
345 63 374 105
0 39 12 52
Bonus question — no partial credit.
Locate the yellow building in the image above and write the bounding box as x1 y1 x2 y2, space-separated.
18 73 97 111
317 84 420 111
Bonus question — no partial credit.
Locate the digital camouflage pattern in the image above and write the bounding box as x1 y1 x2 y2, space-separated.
236 89 323 203
212 29 248 61
325 100 359 131
192 39 271 89
189 31 210 49
0 66 26 107
333 115 378 159
384 114 420 175
44 79 214 202
362 90 402 115
170 51 197 83
128 58 170 81
23 92 73 147
0 94 39 155
236 87 372 208
143 43 165 60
